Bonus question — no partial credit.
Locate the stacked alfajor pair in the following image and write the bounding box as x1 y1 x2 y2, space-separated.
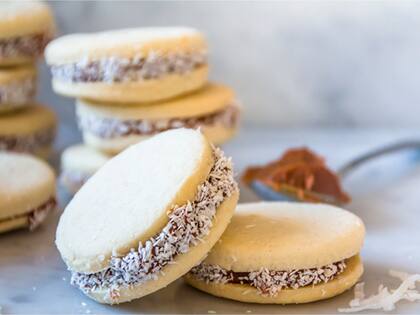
0 1 56 159
45 27 240 194
56 129 365 305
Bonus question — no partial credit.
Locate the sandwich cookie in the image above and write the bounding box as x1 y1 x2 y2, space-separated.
0 152 56 233
46 27 208 103
56 129 239 304
0 65 36 113
76 83 240 154
60 144 111 194
0 104 57 158
185 202 365 304
0 1 55 66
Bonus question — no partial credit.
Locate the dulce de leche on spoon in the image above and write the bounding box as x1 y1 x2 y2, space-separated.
242 147 350 205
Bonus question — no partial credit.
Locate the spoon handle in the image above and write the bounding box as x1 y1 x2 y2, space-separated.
337 140 420 178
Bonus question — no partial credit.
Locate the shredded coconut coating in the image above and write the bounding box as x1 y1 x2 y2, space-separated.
0 33 51 59
189 260 347 297
51 51 207 83
0 127 55 154
0 77 36 107
71 147 238 298
78 104 239 139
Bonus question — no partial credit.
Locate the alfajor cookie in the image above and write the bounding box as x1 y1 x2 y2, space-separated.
76 83 240 154
0 104 57 158
0 65 36 113
0 152 56 233
185 202 365 304
46 27 208 103
0 1 55 66
60 144 111 194
56 129 239 304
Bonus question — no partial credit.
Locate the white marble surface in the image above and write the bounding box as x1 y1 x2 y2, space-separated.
1 127 420 314
40 1 420 127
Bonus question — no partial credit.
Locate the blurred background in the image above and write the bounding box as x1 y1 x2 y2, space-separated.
42 1 420 131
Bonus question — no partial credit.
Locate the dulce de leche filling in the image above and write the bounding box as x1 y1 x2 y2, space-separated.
189 260 347 297
0 197 56 231
242 147 350 204
0 33 51 59
70 147 238 301
51 51 207 83
78 104 239 139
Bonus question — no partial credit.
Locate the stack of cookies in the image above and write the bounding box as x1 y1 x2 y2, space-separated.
0 1 56 159
45 27 240 194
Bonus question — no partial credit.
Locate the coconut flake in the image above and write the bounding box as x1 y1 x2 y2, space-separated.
51 51 207 83
338 270 420 313
190 260 346 297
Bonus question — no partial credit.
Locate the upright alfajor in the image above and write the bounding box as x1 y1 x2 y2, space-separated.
76 83 240 154
0 1 55 66
0 104 57 158
0 152 56 233
185 202 365 304
56 129 239 304
46 27 208 103
0 65 36 113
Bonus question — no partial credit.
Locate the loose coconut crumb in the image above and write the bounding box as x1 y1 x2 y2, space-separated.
338 270 420 313
71 147 238 297
190 260 346 297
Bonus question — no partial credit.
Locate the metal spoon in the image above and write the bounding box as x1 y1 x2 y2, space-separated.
250 140 420 204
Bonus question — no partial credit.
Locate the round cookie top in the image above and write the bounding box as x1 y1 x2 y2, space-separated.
204 202 365 271
46 27 206 65
0 152 55 220
0 1 55 38
56 129 214 273
0 104 56 136
61 144 111 174
77 83 235 120
0 65 36 84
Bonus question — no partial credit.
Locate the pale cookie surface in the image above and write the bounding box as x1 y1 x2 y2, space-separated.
0 152 56 228
60 144 111 194
77 83 234 118
56 129 215 273
61 144 111 175
46 27 206 63
204 202 365 271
